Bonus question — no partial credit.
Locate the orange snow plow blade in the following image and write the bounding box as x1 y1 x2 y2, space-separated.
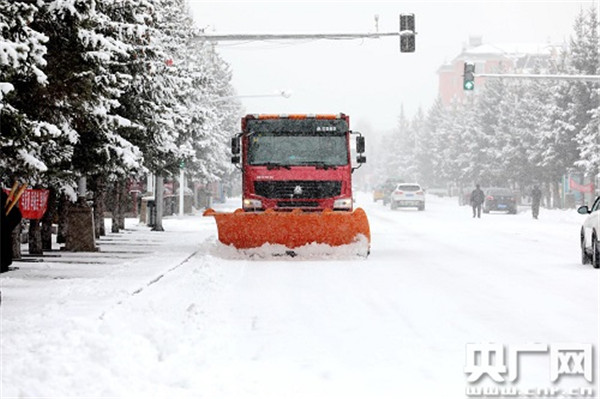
203 208 370 249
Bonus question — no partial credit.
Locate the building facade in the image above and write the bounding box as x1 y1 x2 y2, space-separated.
438 36 562 105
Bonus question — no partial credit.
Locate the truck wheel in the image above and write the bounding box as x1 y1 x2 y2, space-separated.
418 204 425 211
592 233 600 269
581 230 591 265
391 201 397 210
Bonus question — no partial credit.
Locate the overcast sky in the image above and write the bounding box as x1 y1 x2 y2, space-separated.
189 1 597 134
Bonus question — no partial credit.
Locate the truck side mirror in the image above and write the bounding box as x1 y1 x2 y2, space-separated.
356 155 366 164
231 136 240 155
231 155 240 164
356 136 365 154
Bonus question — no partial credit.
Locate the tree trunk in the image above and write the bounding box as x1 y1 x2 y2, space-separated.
28 219 43 255
550 180 561 209
93 175 106 238
11 222 22 261
111 180 121 234
152 175 165 231
41 187 56 251
118 179 126 230
57 194 70 244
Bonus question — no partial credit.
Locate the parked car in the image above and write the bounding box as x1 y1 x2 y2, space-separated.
390 183 425 211
577 196 600 268
483 187 517 214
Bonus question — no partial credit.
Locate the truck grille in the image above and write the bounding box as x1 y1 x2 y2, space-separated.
276 201 319 208
254 180 342 199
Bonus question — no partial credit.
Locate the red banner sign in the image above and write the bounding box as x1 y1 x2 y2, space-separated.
3 188 49 219
569 178 595 194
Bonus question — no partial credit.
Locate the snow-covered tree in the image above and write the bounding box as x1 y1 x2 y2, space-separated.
0 1 75 185
386 106 413 180
17 0 145 194
423 97 447 187
411 107 434 187
573 7 600 175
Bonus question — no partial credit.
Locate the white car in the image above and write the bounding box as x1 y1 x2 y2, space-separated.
390 183 425 211
577 196 600 268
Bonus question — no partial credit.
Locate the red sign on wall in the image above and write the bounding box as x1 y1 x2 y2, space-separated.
569 178 595 194
3 188 49 219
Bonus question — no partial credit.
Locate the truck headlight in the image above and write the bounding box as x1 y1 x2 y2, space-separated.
333 198 352 209
243 198 262 210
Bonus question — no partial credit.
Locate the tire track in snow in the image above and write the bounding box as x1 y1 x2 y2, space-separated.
98 247 203 320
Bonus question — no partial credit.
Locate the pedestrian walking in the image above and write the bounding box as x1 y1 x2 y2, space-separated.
531 185 542 219
1 187 23 273
470 184 485 218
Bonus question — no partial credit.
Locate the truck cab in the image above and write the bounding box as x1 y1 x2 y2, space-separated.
232 113 366 212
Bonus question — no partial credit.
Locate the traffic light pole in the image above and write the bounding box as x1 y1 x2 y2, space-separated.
197 32 405 41
462 60 600 91
474 73 600 82
194 14 417 52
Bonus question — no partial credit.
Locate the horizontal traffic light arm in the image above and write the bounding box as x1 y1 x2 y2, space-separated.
196 32 405 41
474 73 600 82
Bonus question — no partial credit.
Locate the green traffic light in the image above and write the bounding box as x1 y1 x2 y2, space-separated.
463 61 475 91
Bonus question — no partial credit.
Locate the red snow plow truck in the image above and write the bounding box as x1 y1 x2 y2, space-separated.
203 113 370 253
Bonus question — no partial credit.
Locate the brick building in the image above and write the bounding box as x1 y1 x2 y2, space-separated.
437 35 562 105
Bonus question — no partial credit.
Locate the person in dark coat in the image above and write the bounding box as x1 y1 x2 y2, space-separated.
531 185 542 219
470 184 485 218
1 189 22 273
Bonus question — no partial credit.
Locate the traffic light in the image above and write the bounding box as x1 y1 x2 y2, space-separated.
399 14 415 53
463 62 475 90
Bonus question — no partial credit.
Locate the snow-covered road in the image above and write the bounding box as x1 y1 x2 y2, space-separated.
1 194 598 398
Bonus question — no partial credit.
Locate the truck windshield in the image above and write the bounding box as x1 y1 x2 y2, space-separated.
246 119 349 166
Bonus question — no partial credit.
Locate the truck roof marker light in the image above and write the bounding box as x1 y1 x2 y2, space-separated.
254 114 341 120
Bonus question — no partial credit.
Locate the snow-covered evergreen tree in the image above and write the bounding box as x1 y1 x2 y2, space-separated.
573 7 600 175
22 0 144 192
411 107 434 186
521 66 555 186
113 0 240 183
385 106 413 181
0 1 75 185
423 97 447 188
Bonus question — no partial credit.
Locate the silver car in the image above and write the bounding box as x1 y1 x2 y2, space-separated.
577 196 600 268
390 183 425 211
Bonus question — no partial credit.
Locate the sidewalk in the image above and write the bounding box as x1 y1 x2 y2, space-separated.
1 215 218 398
0 216 209 315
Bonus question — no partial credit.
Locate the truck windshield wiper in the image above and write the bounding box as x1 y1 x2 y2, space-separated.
297 162 338 170
257 162 291 170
